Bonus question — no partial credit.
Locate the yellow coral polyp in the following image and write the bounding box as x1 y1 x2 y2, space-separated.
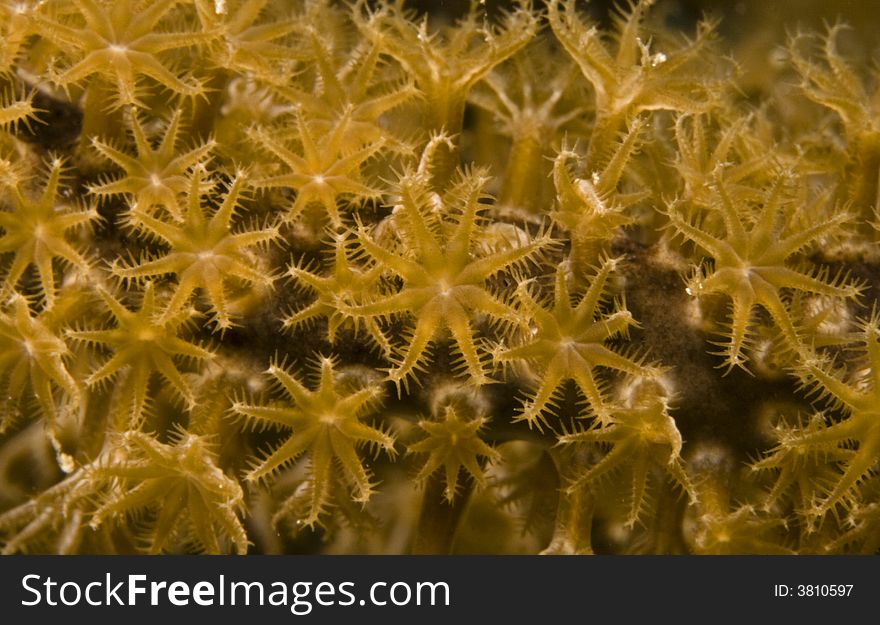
0 0 878 555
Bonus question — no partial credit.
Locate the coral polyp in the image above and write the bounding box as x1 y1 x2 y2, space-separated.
1 0 879 555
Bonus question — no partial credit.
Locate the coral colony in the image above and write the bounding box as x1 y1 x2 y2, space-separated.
0 0 878 555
